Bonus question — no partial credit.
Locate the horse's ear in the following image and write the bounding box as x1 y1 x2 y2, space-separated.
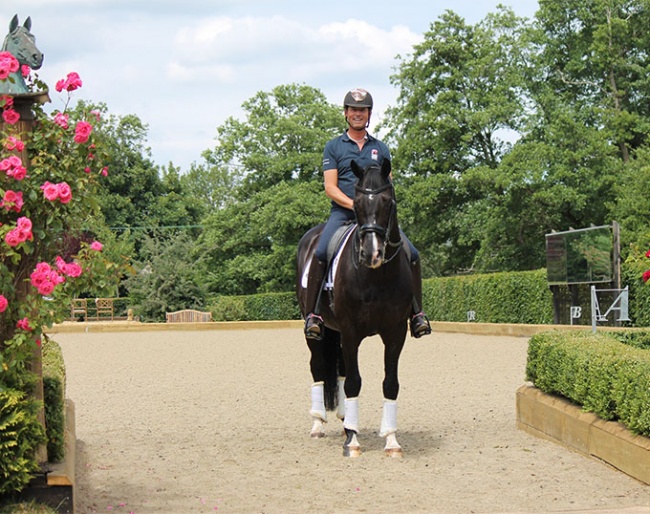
23 17 32 31
351 159 363 180
10 14 19 32
381 159 392 179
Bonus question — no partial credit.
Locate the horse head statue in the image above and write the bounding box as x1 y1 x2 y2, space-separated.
1 14 44 95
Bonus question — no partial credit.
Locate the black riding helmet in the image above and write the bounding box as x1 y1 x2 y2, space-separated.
343 88 373 110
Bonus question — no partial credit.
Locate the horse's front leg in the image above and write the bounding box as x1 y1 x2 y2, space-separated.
380 328 406 457
307 338 329 438
342 339 362 457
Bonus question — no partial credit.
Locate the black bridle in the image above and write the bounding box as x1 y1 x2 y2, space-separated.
353 181 403 264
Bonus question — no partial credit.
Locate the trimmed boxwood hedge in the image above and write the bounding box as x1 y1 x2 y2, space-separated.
42 336 66 463
207 269 556 324
526 330 650 436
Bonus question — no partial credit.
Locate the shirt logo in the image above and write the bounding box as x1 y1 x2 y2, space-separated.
371 149 378 161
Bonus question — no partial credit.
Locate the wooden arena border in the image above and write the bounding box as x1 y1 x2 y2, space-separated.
517 384 650 485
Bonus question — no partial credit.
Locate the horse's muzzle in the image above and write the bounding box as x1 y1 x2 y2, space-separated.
358 232 385 269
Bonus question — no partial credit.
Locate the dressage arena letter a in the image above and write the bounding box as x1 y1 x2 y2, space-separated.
590 286 630 333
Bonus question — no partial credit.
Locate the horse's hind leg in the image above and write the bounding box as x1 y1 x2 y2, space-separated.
310 381 327 438
307 329 340 438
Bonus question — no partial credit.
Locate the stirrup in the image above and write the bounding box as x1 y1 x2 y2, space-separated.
305 313 325 341
410 312 431 338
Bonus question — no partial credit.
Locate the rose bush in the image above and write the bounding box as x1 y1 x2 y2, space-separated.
0 54 126 492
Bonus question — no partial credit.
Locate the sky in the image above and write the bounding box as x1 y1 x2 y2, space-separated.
1 0 539 172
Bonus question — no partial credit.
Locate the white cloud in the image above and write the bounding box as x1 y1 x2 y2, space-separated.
1 1 540 170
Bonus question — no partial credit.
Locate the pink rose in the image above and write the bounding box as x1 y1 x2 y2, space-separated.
21 64 30 78
1 190 24 212
1 95 13 109
10 165 26 180
16 216 32 231
4 136 24 152
4 228 22 247
73 121 92 144
2 108 19 125
41 181 59 201
36 280 55 296
56 256 83 277
101 167 108 177
57 182 72 204
0 294 8 313
84 167 91 174
53 112 69 129
90 241 103 251
0 51 19 80
55 79 65 92
64 72 82 91
64 262 82 277
16 317 33 331
30 262 65 295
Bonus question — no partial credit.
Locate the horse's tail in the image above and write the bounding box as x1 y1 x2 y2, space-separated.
322 328 341 412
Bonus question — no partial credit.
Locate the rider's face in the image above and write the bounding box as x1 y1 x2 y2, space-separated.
345 106 370 130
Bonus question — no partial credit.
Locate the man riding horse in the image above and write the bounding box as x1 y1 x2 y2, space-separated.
303 88 431 341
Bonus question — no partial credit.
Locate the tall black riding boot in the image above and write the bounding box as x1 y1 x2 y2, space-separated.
304 257 327 340
410 259 432 338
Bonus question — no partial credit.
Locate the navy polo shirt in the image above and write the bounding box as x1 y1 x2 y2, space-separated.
322 132 391 205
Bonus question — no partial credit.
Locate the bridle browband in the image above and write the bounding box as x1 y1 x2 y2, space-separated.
354 180 403 263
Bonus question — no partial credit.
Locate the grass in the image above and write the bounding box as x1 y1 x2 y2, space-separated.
0 500 57 514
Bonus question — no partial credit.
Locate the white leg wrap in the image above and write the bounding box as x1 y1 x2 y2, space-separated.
310 382 327 422
343 397 359 432
336 377 346 420
380 399 398 437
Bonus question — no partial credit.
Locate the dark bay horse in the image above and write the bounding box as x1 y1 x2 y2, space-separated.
296 159 413 457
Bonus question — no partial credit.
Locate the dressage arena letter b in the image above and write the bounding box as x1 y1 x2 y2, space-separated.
570 306 582 324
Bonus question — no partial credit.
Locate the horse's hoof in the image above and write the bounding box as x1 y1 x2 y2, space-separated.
385 447 403 458
311 431 326 439
343 445 362 458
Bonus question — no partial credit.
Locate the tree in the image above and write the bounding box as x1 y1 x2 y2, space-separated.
202 83 343 200
383 7 529 177
384 8 531 274
123 233 207 321
198 181 329 295
531 0 650 162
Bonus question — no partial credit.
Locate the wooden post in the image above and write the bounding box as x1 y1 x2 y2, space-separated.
1 90 51 467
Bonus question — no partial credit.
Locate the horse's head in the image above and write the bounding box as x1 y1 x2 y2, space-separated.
3 15 43 70
352 159 400 269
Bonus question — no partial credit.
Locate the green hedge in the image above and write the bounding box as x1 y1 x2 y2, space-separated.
42 337 66 463
209 292 301 321
526 330 650 436
207 269 555 324
424 269 554 324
